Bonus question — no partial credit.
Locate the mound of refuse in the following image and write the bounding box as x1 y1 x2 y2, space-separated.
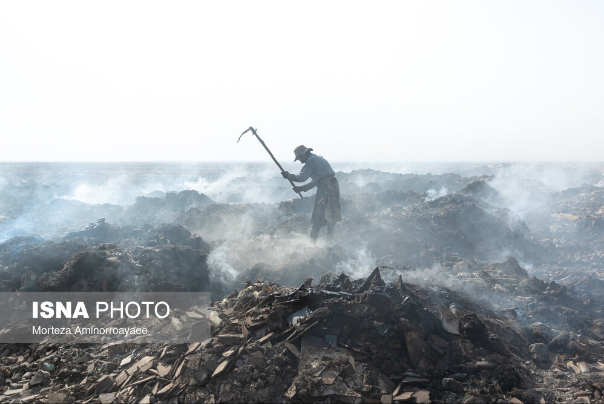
0 222 212 294
1 268 603 403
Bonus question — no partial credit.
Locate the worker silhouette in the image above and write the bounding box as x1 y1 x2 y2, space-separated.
282 145 342 242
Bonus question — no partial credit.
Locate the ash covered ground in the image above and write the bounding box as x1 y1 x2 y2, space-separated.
0 161 604 403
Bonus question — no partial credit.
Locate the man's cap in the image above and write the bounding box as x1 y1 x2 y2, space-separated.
294 145 313 161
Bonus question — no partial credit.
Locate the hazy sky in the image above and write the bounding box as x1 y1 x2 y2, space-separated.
1 1 603 162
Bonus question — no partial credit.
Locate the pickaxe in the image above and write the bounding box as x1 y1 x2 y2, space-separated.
238 126 303 199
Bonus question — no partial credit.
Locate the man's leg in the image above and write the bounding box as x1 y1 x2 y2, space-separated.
310 181 328 242
310 225 320 242
327 223 334 239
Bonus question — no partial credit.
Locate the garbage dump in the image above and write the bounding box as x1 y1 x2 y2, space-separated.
0 266 603 403
0 162 603 402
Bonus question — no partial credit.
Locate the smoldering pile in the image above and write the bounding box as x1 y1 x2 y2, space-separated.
1 267 603 403
0 162 604 402
0 220 213 296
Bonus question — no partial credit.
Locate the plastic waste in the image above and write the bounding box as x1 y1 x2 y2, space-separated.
438 304 460 335
209 311 222 326
42 363 55 372
578 361 590 373
286 306 312 326
171 317 183 331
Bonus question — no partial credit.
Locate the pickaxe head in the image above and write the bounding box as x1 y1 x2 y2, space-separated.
237 126 257 143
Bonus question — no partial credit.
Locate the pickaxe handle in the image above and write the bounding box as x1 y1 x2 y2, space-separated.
238 126 303 199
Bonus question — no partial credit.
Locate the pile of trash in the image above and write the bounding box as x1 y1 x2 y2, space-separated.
1 267 603 403
1 163 604 402
0 222 213 295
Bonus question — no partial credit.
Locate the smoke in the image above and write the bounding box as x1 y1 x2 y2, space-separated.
53 163 300 207
203 225 319 285
519 260 534 275
0 216 36 242
425 187 449 201
378 263 525 313
65 174 140 205
487 163 603 217
1 162 602 310
332 254 529 314
207 244 239 285
0 163 297 241
192 204 321 290
334 247 376 279
192 160 579 293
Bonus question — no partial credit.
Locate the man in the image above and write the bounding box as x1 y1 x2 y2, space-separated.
282 145 342 241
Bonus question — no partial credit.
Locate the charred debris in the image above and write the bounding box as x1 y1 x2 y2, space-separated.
0 267 603 403
0 164 603 402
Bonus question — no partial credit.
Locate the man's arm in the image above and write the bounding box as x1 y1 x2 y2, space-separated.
294 181 317 193
287 161 313 183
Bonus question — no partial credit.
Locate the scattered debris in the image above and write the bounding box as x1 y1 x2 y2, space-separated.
0 266 601 402
1 163 604 402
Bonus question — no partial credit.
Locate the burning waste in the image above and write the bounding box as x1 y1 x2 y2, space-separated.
0 162 603 403
0 267 603 403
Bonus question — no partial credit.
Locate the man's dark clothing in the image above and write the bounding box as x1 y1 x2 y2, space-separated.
288 154 335 188
287 153 341 240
